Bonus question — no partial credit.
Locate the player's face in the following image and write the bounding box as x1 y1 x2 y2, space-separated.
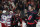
15 14 18 17
28 6 31 10
17 10 20 14
24 9 27 13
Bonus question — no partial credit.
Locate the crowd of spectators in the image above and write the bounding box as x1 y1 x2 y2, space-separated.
0 0 40 27
0 0 39 17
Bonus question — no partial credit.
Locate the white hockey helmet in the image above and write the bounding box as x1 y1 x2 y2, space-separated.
2 10 6 13
9 11 13 14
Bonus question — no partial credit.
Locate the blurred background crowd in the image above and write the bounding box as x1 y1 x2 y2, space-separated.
0 0 40 27
0 0 39 18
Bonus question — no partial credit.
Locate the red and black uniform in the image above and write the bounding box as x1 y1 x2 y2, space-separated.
27 10 37 17
11 16 22 27
27 13 38 27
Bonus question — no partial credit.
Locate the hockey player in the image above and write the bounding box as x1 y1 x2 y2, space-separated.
27 5 33 16
27 7 38 27
1 10 7 27
36 14 40 27
22 13 28 27
27 5 37 17
11 14 18 27
11 13 22 27
36 9 40 27
7 11 13 27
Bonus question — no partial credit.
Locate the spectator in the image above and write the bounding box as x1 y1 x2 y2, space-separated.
0 3 4 11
